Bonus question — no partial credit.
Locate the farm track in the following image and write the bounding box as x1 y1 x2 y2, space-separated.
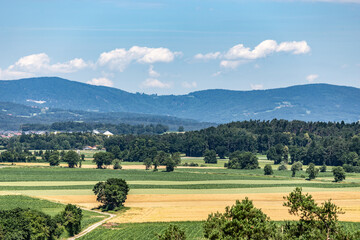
67 208 115 240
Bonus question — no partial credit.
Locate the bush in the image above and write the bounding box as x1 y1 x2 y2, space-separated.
228 151 258 169
113 159 122 169
278 164 287 171
320 164 327 172
333 166 346 182
157 224 186 240
264 164 273 175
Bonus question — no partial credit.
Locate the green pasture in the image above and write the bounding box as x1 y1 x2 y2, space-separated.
79 221 204 240
79 220 360 240
0 195 106 237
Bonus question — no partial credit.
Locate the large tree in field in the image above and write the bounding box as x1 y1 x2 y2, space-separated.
93 178 129 210
306 163 319 180
93 152 114 169
63 150 80 168
332 166 346 182
228 151 258 169
204 149 217 164
60 204 83 236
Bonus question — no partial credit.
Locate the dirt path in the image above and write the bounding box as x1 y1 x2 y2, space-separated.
67 209 115 240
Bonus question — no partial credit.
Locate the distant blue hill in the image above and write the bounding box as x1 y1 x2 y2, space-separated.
0 77 359 123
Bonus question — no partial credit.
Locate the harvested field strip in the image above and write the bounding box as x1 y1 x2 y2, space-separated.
4 186 360 198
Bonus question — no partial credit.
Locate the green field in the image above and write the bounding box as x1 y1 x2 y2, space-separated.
79 221 204 240
79 221 360 240
0 195 106 238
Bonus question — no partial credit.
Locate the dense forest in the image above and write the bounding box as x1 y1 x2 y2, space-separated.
2 119 360 169
21 122 169 135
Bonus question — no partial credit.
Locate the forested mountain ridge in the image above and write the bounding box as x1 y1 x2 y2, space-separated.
1 77 360 123
0 101 213 131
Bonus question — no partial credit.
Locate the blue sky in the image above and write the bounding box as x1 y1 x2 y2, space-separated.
0 0 359 94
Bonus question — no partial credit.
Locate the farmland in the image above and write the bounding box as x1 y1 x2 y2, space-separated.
1 151 360 238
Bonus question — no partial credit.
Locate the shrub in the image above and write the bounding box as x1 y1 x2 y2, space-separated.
333 167 346 182
228 151 258 169
113 159 122 169
157 224 186 240
278 164 287 171
264 164 273 175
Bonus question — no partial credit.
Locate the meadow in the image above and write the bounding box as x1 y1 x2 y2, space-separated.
1 153 360 239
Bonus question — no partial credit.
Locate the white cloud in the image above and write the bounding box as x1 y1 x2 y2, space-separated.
195 40 310 69
250 84 264 90
1 53 88 79
87 77 114 87
148 65 160 77
98 46 180 71
194 52 221 60
220 60 248 69
182 81 197 88
306 74 319 82
0 68 34 80
141 78 171 88
224 40 310 60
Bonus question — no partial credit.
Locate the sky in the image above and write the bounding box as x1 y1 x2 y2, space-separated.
0 0 359 95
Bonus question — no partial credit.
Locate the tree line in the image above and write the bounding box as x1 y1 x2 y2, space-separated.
21 122 169 135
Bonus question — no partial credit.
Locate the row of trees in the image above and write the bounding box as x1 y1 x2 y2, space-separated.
21 122 169 135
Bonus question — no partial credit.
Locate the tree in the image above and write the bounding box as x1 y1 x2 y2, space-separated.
93 178 129 210
203 198 276 240
178 126 184 132
204 149 217 164
157 224 186 240
163 153 181 172
63 150 80 168
306 163 319 180
283 187 344 239
59 204 83 236
93 152 114 169
291 161 303 177
228 151 258 169
113 159 122 169
144 157 152 170
320 164 327 172
49 154 60 166
332 166 346 182
264 164 273 175
80 154 85 168
215 146 227 159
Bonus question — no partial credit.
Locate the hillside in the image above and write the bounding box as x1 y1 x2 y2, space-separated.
0 102 213 131
0 77 360 123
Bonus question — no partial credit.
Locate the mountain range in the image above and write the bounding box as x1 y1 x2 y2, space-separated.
0 77 359 128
